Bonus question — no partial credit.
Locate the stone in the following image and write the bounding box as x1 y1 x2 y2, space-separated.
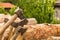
27 18 37 25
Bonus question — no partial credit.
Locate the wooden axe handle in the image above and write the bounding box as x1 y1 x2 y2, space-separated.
0 7 23 35
0 14 17 34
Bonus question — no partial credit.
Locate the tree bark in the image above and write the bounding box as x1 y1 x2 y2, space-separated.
23 24 60 40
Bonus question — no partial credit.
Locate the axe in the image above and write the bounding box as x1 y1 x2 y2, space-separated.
0 7 23 35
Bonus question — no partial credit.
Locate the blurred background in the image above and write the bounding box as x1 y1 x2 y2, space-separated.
0 0 60 24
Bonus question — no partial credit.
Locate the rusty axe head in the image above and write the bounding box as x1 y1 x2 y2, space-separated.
14 7 25 20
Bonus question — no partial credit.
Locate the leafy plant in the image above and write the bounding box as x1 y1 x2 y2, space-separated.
1 0 56 23
9 7 16 15
0 8 5 13
17 0 56 23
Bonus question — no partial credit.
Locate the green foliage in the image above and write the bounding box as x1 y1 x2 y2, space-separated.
0 7 16 15
17 0 56 23
1 0 56 23
0 8 5 13
51 17 60 24
9 7 16 15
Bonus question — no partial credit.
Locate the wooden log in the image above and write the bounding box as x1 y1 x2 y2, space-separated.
1 24 60 40
22 24 60 40
0 14 37 40
0 24 60 40
1 25 13 40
